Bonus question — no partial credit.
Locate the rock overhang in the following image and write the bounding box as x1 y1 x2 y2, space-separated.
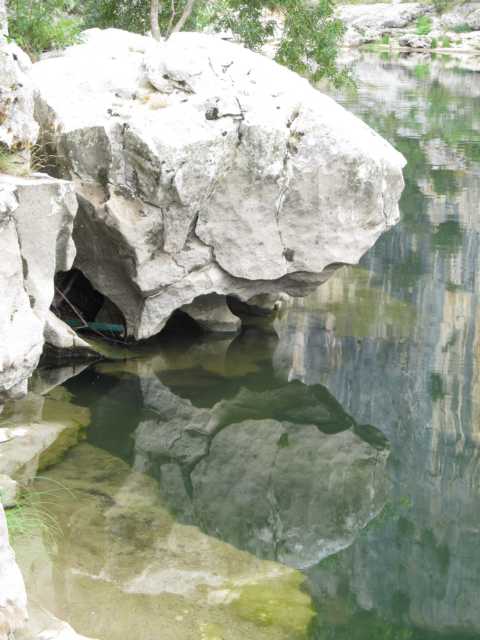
30 28 406 340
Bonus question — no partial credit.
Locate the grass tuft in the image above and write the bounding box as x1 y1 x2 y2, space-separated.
4 478 74 546
416 15 433 36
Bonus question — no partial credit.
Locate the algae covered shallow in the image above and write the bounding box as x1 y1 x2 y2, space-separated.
16 444 315 640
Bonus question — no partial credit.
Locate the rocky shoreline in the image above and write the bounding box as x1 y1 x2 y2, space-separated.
339 1 480 55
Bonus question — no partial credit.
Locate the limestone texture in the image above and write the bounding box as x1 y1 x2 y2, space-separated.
0 41 38 151
31 28 405 339
0 176 77 399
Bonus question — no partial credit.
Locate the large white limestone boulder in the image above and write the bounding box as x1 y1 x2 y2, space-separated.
31 29 405 339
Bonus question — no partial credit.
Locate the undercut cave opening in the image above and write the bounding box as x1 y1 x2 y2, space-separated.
52 269 127 340
157 310 205 343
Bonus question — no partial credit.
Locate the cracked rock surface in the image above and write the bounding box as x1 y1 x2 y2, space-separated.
31 28 405 339
0 175 77 399
0 39 38 151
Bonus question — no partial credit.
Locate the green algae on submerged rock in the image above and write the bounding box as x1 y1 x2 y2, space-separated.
0 387 90 504
230 574 313 636
16 443 315 640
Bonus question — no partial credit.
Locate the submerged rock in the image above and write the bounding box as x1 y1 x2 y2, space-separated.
17 444 315 640
31 28 405 339
0 385 90 505
17 606 97 640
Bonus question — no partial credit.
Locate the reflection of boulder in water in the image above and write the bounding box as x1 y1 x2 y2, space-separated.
189 419 389 569
66 336 391 574
132 373 390 570
134 371 359 470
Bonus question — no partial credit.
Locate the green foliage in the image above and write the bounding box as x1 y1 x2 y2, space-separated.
81 0 348 86
430 36 438 48
82 0 201 34
416 15 432 35
5 487 65 545
82 0 149 32
432 0 449 14
451 22 473 33
440 35 452 47
431 168 458 195
8 0 81 57
432 219 463 253
218 0 347 85
381 33 390 45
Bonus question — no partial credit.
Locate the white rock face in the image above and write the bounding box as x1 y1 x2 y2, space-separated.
338 2 480 52
0 0 7 42
0 503 28 640
338 2 429 46
31 29 405 339
0 176 77 399
441 3 480 31
398 34 433 49
338 2 427 30
0 42 39 151
44 311 92 352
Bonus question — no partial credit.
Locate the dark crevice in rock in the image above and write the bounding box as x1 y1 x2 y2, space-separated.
51 268 127 337
227 295 274 318
157 309 204 342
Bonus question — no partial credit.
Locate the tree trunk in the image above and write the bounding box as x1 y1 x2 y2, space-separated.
150 0 161 40
170 0 197 34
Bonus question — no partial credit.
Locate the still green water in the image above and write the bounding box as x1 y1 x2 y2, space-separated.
17 52 480 639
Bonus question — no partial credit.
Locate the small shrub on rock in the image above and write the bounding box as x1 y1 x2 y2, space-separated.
416 15 433 36
452 23 474 33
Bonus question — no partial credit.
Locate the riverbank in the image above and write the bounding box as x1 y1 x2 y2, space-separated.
339 1 480 54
